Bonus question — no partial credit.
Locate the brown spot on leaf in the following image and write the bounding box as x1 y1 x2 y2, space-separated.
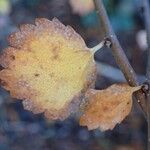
0 65 4 71
10 55 15 60
49 73 54 78
52 46 59 60
34 73 40 77
0 79 7 86
103 106 109 112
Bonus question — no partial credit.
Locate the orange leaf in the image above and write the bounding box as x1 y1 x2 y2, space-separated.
80 84 141 131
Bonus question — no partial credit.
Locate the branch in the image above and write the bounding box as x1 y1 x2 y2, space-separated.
93 0 147 118
143 0 150 80
144 0 150 80
143 0 150 148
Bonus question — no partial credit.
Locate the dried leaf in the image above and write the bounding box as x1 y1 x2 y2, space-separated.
80 84 140 131
0 18 96 120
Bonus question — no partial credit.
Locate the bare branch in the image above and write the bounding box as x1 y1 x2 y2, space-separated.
93 0 147 117
143 0 150 79
143 0 150 148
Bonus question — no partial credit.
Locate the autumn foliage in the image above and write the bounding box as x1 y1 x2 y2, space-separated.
80 84 140 131
0 18 140 131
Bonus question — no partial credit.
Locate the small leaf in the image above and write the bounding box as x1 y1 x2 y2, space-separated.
80 84 141 131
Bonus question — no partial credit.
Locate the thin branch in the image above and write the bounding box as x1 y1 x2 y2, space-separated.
93 0 147 117
143 0 150 148
142 82 150 149
143 0 150 79
147 91 150 149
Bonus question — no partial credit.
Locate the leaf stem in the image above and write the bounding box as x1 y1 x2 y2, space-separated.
90 41 105 54
90 37 112 54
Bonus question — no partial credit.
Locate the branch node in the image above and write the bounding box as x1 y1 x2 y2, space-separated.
104 36 112 48
141 82 150 94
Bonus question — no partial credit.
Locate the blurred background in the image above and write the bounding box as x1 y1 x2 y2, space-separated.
0 0 149 149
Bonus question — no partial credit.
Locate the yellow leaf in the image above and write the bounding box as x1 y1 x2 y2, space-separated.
0 18 96 120
80 84 141 131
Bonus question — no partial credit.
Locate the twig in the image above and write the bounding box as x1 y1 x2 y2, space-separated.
142 82 150 149
143 0 150 148
147 91 150 149
93 0 147 118
143 0 150 80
